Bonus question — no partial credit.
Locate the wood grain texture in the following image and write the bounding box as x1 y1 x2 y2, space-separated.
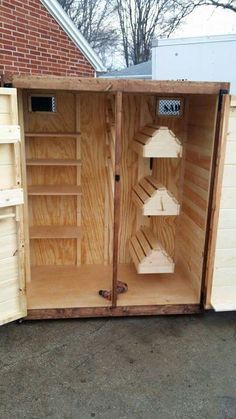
27 265 112 308
0 88 27 325
112 92 122 306
26 159 81 166
27 304 201 320
206 95 235 309
24 90 78 267
30 226 80 239
30 239 77 266
80 93 107 264
104 95 115 266
13 75 229 95
119 95 155 263
26 264 198 310
176 94 218 296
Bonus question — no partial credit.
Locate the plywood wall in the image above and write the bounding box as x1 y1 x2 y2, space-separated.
176 94 218 295
80 92 107 264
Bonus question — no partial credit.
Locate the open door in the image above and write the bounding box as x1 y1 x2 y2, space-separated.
206 94 236 311
0 88 27 325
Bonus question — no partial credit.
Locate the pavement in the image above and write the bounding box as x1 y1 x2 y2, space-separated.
0 311 236 419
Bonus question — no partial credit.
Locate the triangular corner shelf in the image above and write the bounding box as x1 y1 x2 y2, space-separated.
132 124 182 158
132 176 180 216
129 226 175 274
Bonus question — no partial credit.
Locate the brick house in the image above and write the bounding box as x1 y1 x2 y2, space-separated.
0 0 105 83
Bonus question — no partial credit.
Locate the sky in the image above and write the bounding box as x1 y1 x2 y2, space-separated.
108 5 236 69
174 5 236 38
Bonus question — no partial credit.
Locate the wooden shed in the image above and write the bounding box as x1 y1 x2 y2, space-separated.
0 76 235 325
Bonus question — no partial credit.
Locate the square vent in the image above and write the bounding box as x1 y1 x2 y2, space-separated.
29 95 56 113
157 98 183 117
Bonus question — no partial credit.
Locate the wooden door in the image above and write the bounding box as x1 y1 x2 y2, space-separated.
0 88 27 325
210 96 236 311
205 94 236 311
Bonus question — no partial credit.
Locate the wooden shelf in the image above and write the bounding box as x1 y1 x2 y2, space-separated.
30 226 80 239
26 159 81 166
132 124 182 158
25 132 80 138
132 176 180 216
28 185 82 195
129 226 174 274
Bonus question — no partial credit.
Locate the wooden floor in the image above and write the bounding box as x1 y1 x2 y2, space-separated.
27 264 199 309
117 264 199 306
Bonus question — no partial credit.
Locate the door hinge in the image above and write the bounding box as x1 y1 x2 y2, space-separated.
218 89 229 112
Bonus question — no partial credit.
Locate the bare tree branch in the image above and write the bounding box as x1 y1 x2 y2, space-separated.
196 0 236 12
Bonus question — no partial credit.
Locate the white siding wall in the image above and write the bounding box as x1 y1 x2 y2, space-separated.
152 35 236 94
211 98 236 311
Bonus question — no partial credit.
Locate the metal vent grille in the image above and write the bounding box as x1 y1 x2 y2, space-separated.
157 98 183 117
29 95 57 113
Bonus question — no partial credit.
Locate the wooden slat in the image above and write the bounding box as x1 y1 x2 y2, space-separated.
29 225 80 239
0 126 20 143
28 185 82 195
133 183 149 203
139 177 156 196
128 240 140 271
136 229 152 256
132 190 143 209
218 209 236 229
134 132 150 145
141 226 160 250
26 159 81 166
145 176 164 190
130 236 145 262
25 132 80 138
0 188 24 208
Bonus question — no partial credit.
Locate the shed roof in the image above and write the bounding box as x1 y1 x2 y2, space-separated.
41 0 105 72
100 61 152 79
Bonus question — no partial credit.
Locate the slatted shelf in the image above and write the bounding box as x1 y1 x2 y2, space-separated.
129 226 174 274
132 124 182 158
132 176 180 216
28 185 82 195
30 226 80 239
26 159 81 166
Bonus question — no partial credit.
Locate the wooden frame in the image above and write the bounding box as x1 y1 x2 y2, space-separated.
13 76 229 95
203 94 231 307
8 77 231 321
27 304 201 320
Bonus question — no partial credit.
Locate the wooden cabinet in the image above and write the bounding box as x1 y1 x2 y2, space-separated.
0 78 234 323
